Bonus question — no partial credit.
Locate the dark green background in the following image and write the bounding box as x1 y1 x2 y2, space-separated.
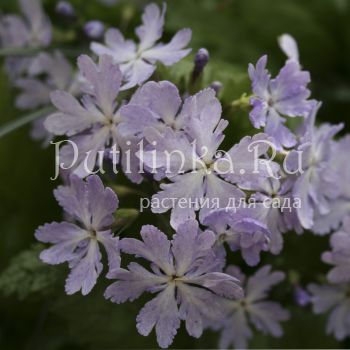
1 0 350 348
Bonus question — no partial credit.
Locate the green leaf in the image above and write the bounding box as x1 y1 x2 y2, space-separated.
0 244 61 300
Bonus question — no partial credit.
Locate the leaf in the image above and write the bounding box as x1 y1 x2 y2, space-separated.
0 244 61 300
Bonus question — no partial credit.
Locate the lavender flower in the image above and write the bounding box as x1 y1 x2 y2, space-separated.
119 83 229 139
15 50 78 110
248 55 314 149
15 50 79 145
218 265 289 349
308 282 350 341
45 54 141 182
313 135 350 234
35 175 120 295
0 0 52 79
0 0 51 49
287 103 343 229
322 216 350 283
138 98 277 228
202 209 270 266
244 177 303 254
90 3 192 90
105 219 243 348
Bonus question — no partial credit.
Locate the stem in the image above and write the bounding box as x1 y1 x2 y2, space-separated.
0 106 54 139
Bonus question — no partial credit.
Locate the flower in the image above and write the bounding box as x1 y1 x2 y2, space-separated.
45 54 141 181
14 50 80 145
0 0 51 49
218 265 289 349
287 103 343 229
313 135 350 234
202 209 271 266
15 50 78 110
243 177 303 254
105 220 243 348
119 80 191 137
322 216 350 283
35 175 120 295
308 282 350 341
132 85 278 228
0 0 52 80
248 55 314 149
90 3 191 90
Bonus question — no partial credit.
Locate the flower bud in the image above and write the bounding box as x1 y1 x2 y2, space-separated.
56 1 75 17
194 48 209 73
210 81 223 95
84 20 105 39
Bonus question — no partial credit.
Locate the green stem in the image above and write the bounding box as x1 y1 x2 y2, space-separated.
0 106 54 139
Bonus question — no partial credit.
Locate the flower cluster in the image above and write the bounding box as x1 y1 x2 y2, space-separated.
2 1 350 348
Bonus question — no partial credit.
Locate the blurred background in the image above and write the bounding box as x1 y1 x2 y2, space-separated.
0 0 350 348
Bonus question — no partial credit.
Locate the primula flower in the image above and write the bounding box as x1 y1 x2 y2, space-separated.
105 220 243 348
308 282 350 341
217 265 289 349
119 82 221 138
313 136 350 234
15 50 79 110
322 216 350 283
0 0 52 79
35 175 120 295
14 50 80 145
90 3 191 90
244 177 303 254
138 88 277 228
248 55 314 149
45 54 141 182
287 103 343 229
202 209 270 266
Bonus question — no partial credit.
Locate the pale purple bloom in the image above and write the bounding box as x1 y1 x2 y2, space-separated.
35 175 120 295
15 50 77 110
322 216 350 283
248 55 314 149
15 50 79 145
0 0 52 79
138 96 277 228
202 209 270 266
90 3 192 90
313 136 350 234
308 282 350 341
105 220 243 348
45 54 141 182
0 0 51 49
287 103 343 229
120 83 227 139
84 20 105 39
218 265 289 349
243 177 303 254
